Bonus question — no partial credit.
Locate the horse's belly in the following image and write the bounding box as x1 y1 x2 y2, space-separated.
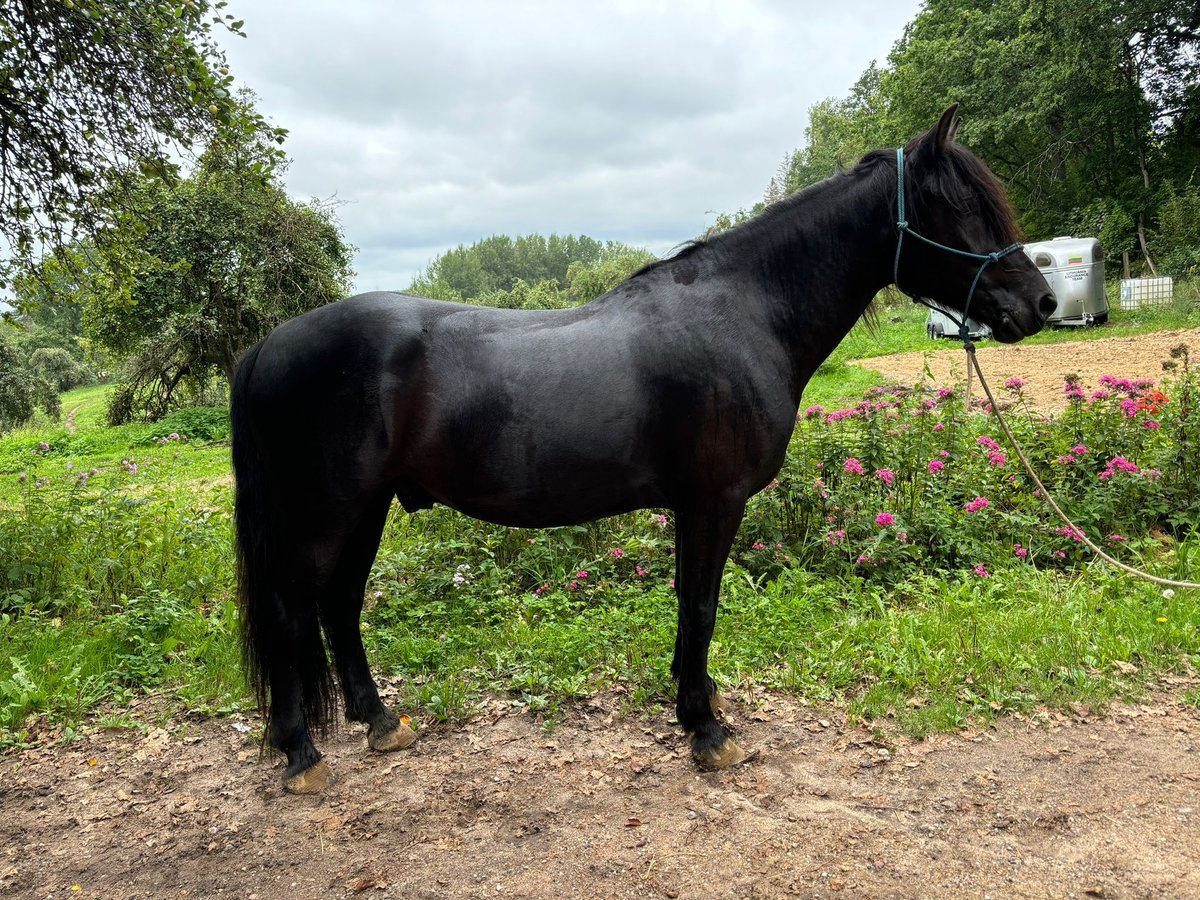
429 455 666 529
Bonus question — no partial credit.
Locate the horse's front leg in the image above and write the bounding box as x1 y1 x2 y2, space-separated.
673 499 751 768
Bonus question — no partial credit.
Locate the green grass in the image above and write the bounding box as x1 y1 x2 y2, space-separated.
804 281 1200 402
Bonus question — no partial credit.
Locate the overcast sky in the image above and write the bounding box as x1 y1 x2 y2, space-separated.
218 1 923 294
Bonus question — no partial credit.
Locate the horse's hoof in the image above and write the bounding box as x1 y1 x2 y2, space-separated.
368 721 417 753
283 758 333 795
710 692 731 715
693 738 755 770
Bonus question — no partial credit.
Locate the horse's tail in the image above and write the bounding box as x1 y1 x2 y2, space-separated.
231 340 335 737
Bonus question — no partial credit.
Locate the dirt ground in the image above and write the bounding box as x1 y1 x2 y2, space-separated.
4 678 1200 900
852 327 1200 411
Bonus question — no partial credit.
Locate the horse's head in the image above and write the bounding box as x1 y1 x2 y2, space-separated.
895 105 1055 343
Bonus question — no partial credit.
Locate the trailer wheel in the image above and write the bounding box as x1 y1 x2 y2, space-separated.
1092 312 1108 325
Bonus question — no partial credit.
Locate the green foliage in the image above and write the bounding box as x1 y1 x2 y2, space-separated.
80 97 354 422
781 63 889 194
0 329 63 432
743 1 1200 277
0 332 36 432
28 348 93 394
409 234 653 307
0 1 284 281
748 359 1200 582
1152 181 1200 278
152 406 230 443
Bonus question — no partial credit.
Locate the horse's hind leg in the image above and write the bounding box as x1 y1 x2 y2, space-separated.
318 496 416 754
266 517 376 794
265 535 343 794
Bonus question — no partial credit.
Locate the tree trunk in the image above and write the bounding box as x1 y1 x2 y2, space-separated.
1137 213 1158 277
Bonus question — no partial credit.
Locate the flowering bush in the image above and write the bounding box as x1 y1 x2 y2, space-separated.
741 349 1200 581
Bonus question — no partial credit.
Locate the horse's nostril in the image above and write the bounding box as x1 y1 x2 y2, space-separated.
1039 293 1057 318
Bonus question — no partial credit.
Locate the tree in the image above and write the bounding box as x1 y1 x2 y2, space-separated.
406 236 654 310
781 63 890 195
85 116 354 421
877 0 1200 271
0 328 61 430
0 1 282 282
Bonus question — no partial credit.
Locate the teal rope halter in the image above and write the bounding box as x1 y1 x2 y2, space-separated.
893 146 1023 347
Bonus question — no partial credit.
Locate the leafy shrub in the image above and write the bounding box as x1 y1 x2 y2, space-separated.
151 405 230 443
738 353 1200 581
1153 181 1200 278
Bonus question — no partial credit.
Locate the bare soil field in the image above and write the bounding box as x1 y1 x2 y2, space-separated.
852 327 1200 411
4 680 1200 899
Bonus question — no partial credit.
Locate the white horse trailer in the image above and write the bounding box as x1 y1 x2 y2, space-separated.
1023 236 1109 326
925 302 992 341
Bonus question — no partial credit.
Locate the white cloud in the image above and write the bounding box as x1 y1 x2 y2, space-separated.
219 0 921 292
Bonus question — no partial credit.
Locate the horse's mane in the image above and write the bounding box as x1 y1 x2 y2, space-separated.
905 140 1023 245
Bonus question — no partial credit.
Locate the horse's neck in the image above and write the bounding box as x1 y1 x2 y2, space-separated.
718 168 896 391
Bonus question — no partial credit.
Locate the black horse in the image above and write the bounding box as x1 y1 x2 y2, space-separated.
232 106 1054 793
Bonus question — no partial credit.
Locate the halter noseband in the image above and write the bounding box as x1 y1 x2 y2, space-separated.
893 146 1023 346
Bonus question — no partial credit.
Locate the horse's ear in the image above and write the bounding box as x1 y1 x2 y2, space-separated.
934 103 960 153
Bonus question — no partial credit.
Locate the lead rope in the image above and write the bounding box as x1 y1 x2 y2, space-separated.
893 147 1199 590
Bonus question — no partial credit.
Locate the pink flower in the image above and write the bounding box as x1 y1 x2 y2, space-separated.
652 514 669 528
1071 445 1088 456
751 541 768 550
875 513 895 527
1143 419 1161 430
668 578 675 589
534 583 550 595
1014 544 1028 559
1099 456 1140 479
635 566 649 577
875 468 896 487
976 436 1001 452
575 570 589 579
974 564 990 578
937 387 954 399
932 423 945 432
804 405 825 418
965 496 990 513
928 459 945 474
843 457 865 475
610 548 625 558
988 450 1007 468
568 580 579 592
1056 525 1085 542
827 529 847 545
1107 534 1127 544
1003 377 1025 392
